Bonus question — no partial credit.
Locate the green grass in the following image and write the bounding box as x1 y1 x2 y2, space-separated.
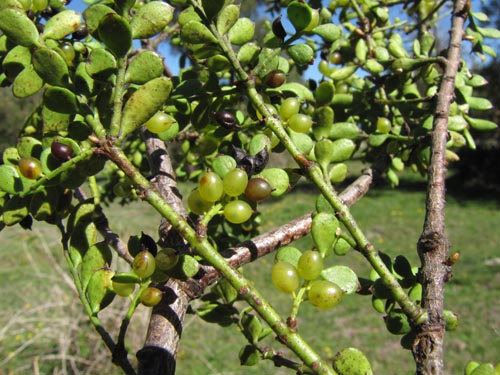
1 180 499 374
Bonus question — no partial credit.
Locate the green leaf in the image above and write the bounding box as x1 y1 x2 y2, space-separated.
82 4 116 36
287 43 314 66
181 20 217 44
478 27 500 39
256 168 289 197
0 164 33 194
275 246 302 268
2 195 30 226
2 45 32 82
287 1 312 32
467 96 493 111
0 8 39 47
471 12 489 22
312 24 342 42
464 115 498 131
68 219 97 267
125 51 164 84
470 363 496 375
86 269 115 315
217 4 239 35
17 136 42 158
42 10 82 40
466 74 488 87
228 17 254 45
289 130 314 155
112 272 141 284
321 265 358 294
32 46 69 87
98 13 132 57
13 65 44 98
328 65 358 81
332 347 373 375
120 77 173 138
237 42 260 64
330 122 360 140
81 241 112 291
312 212 338 257
241 312 263 344
333 237 351 255
329 162 348 183
130 1 174 39
239 345 260 366
315 80 335 106
29 186 61 221
85 48 117 81
267 82 314 102
202 0 224 20
43 86 79 114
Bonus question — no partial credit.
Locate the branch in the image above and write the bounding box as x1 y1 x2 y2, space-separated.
137 129 190 375
413 1 467 374
192 165 381 292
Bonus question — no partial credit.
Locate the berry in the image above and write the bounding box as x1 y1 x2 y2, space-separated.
272 16 287 41
72 23 89 40
279 97 301 120
223 200 253 224
214 111 238 129
264 70 286 88
272 261 299 293
187 188 213 215
51 141 74 161
112 281 135 297
155 248 179 271
140 287 163 307
288 113 313 133
132 250 156 279
18 157 43 179
297 250 323 280
198 171 224 202
222 168 248 197
144 111 176 134
308 280 343 309
376 117 392 133
244 177 273 201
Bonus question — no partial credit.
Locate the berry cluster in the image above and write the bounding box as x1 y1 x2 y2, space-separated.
272 249 343 310
188 167 273 225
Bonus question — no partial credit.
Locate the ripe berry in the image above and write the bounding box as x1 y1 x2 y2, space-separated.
214 111 238 129
272 16 287 41
140 287 163 307
18 157 43 179
51 141 74 161
244 177 272 201
72 23 89 40
264 70 286 88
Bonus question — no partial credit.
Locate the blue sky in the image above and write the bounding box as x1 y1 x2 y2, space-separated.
66 0 492 78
